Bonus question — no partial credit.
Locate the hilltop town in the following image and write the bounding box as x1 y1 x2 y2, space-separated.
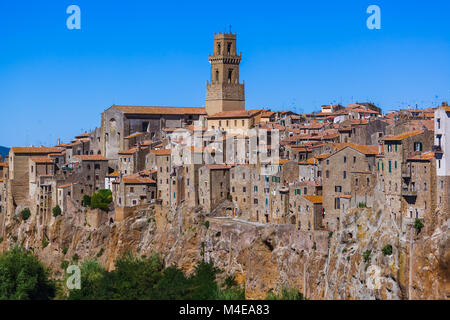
0 32 448 299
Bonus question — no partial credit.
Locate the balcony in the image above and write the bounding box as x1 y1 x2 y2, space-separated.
432 145 443 154
401 188 417 197
401 166 411 178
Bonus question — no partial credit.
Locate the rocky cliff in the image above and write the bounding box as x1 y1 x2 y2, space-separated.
0 199 448 300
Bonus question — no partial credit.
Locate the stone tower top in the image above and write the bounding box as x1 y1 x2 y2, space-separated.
206 32 245 116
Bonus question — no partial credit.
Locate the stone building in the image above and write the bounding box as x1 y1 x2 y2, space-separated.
112 172 156 208
379 129 434 225
198 164 231 213
434 103 450 217
100 105 206 167
118 146 149 175
152 149 173 207
8 147 62 209
322 144 380 231
206 32 245 115
230 164 252 217
402 152 436 220
206 110 263 131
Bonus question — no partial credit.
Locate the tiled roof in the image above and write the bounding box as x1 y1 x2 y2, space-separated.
118 147 148 155
205 164 233 170
58 183 73 189
30 157 54 164
383 130 423 141
303 195 323 203
125 132 144 139
107 171 120 177
207 109 262 119
123 177 156 184
11 147 63 155
75 132 90 139
151 149 172 156
75 155 108 161
408 151 435 161
113 105 206 115
334 143 383 155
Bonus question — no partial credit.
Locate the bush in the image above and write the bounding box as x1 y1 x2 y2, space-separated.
60 260 69 270
21 208 31 221
414 218 424 233
96 248 104 258
204 221 210 229
363 249 371 263
42 237 49 249
52 205 62 218
265 287 304 300
62 247 68 255
90 189 112 211
382 245 393 256
0 246 56 299
0 237 3 243
72 254 80 263
358 202 367 208
82 195 91 207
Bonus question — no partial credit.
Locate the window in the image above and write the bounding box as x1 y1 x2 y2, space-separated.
437 118 441 129
394 161 397 169
343 171 347 179
343 156 347 163
227 42 232 54
304 187 307 195
228 69 233 83
355 178 358 186
326 170 329 178
243 187 246 192
335 186 342 192
353 156 356 163
334 197 340 209
414 142 423 152
215 70 219 82
254 186 258 192
395 144 398 152
254 198 258 204
232 186 235 192
388 161 392 173
130 187 134 193
424 182 427 191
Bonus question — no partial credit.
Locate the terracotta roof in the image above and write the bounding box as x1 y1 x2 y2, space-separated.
408 152 435 161
58 183 73 189
339 195 352 199
0 162 8 168
30 157 54 164
75 155 108 161
151 149 172 156
11 147 63 155
383 130 423 141
125 132 144 139
207 109 262 119
118 147 148 155
303 195 323 203
261 111 275 117
113 105 206 115
442 106 450 112
75 132 90 139
185 124 207 132
334 143 383 155
205 164 232 170
107 171 120 177
123 177 156 184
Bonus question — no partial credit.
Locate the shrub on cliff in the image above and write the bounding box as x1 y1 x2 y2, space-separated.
82 195 91 207
382 244 393 256
52 205 62 217
414 218 424 233
265 286 304 300
20 208 31 221
0 246 56 300
90 189 112 211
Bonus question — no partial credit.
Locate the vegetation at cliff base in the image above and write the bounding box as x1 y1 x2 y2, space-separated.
265 286 304 300
89 189 112 211
0 246 56 300
67 253 245 300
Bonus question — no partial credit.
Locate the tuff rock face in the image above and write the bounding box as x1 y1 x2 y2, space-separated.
0 198 448 300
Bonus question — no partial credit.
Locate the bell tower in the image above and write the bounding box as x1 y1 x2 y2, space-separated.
206 32 245 115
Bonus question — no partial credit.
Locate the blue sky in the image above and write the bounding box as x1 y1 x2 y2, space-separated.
0 0 449 147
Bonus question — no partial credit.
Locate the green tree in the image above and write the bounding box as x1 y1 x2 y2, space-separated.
265 286 304 300
52 205 62 218
68 260 109 300
82 195 91 207
0 246 56 300
187 260 220 300
414 218 424 234
90 189 112 211
382 244 393 256
20 208 31 221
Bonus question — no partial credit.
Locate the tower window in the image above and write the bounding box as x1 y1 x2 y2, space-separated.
217 42 221 55
227 42 232 54
215 70 219 82
228 69 233 83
